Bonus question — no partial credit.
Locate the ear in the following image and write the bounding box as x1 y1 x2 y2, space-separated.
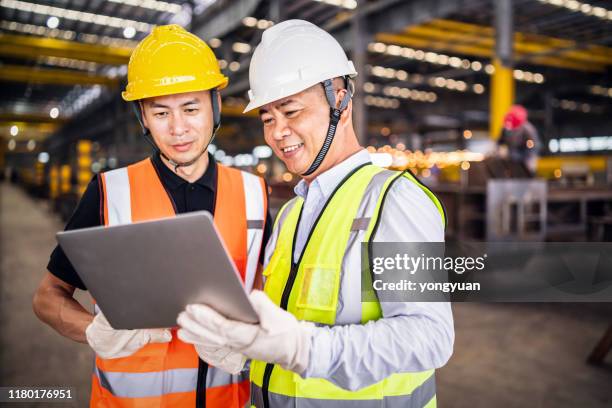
335 88 348 110
216 90 222 116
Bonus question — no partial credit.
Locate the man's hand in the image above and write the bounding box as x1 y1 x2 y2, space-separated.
177 290 314 373
177 320 246 374
86 312 172 359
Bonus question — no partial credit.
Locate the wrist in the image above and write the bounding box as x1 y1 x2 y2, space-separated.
288 321 315 374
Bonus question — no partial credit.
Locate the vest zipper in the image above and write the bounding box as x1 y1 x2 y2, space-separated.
196 359 208 408
260 162 371 407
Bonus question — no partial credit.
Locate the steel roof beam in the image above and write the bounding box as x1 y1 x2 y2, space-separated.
0 33 131 65
0 112 68 124
193 0 262 41
377 19 612 72
326 0 477 52
0 64 119 87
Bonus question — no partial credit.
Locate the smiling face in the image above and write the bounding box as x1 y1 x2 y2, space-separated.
259 81 359 181
141 90 216 166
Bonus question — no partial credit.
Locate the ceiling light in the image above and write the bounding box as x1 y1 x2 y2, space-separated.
107 0 182 14
538 0 611 21
232 42 251 53
46 16 59 28
242 17 257 27
363 82 375 93
38 152 50 163
473 84 485 94
1 0 151 33
256 19 270 29
123 26 136 39
228 61 240 71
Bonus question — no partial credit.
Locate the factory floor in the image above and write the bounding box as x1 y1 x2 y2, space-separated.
1 181 611 408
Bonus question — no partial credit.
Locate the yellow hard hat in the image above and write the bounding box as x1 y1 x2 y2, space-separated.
122 25 228 101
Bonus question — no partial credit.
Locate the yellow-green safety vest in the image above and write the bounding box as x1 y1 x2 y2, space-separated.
250 163 446 408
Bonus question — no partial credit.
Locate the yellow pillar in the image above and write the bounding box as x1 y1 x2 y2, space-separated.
489 58 515 140
77 140 93 196
60 164 72 195
49 165 59 199
35 161 44 186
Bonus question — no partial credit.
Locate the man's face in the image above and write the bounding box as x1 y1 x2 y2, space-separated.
141 90 215 164
259 87 335 175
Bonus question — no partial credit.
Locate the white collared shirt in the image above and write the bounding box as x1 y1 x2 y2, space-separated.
293 149 372 262
273 149 454 390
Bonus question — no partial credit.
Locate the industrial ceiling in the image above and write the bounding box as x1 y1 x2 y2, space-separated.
1 0 610 156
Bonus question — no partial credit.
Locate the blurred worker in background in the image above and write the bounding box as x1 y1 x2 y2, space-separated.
177 20 454 408
497 104 541 175
33 25 271 407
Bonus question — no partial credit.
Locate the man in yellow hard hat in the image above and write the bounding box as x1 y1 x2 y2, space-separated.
33 25 271 407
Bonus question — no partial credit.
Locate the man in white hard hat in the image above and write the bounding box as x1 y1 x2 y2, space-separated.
177 20 454 407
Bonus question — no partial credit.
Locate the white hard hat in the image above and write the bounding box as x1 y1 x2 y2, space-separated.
243 19 357 113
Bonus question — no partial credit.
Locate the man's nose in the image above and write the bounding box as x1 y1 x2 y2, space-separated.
272 117 290 141
169 113 188 136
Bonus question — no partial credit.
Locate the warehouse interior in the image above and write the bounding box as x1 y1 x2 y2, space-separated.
1 0 611 406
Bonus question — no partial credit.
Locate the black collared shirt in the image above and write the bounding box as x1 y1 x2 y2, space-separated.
47 153 271 290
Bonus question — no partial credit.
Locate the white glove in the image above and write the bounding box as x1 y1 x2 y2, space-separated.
177 327 246 374
86 312 172 359
177 290 314 373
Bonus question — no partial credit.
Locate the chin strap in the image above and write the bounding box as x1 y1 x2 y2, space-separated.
133 88 221 173
301 77 353 177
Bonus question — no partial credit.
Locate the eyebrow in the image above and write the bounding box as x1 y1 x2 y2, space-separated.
280 99 297 108
149 99 200 109
258 99 299 116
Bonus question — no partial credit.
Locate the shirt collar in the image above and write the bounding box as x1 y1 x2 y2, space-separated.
294 149 371 200
151 152 217 191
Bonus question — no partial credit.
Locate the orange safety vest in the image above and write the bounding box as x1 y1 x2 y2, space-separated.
92 157 267 407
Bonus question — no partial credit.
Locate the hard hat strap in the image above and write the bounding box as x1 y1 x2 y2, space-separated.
133 89 221 172
301 77 352 176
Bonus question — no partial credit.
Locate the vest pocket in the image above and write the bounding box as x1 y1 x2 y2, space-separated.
296 264 340 316
262 253 289 305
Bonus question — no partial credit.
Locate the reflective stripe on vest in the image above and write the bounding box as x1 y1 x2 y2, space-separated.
241 171 267 291
252 164 445 407
251 374 437 408
93 365 249 398
96 158 266 408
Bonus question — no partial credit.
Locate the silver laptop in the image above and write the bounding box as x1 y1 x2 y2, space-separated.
57 211 259 329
